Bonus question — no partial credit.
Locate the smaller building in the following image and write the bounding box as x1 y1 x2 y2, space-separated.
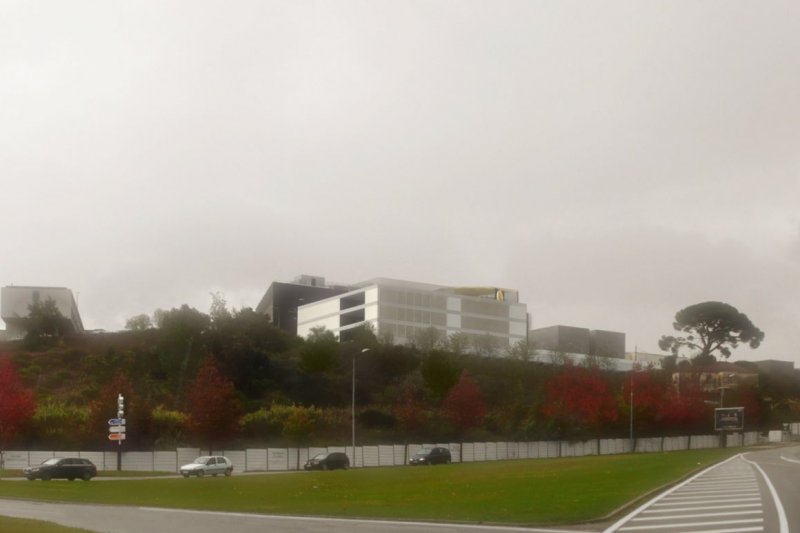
672 361 759 394
1 286 84 340
625 350 685 368
752 359 795 377
530 325 625 359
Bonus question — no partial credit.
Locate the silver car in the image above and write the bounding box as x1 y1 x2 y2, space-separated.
179 456 233 477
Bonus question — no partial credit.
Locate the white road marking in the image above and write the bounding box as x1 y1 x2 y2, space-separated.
643 504 761 513
632 511 762 521
602 454 783 533
618 518 763 531
138 506 584 532
741 454 788 533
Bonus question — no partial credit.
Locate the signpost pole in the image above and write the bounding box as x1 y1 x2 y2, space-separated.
116 394 124 471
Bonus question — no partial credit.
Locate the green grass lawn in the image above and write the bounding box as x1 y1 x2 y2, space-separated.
0 449 738 525
0 516 91 532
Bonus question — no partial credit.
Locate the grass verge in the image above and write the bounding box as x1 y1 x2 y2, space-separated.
0 448 738 525
0 516 91 532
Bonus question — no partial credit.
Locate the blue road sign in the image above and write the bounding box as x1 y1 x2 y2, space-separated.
108 418 126 426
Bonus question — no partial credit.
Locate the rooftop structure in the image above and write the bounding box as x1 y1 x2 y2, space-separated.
1 285 84 340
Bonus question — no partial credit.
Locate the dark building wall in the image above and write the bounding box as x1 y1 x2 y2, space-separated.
753 359 795 377
589 329 625 359
529 325 591 355
256 283 347 336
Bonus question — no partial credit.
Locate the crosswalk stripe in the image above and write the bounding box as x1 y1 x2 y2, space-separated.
644 503 761 513
619 518 763 531
631 510 762 521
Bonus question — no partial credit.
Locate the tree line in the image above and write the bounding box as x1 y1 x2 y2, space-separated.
0 298 796 454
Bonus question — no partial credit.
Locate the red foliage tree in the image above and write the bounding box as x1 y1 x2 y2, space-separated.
0 358 36 462
443 370 488 435
620 368 668 434
541 364 618 436
186 357 240 453
657 382 710 433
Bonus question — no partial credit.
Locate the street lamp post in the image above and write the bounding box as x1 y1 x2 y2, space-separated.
352 348 370 466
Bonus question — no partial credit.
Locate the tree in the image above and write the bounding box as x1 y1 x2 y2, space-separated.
443 370 488 435
300 326 339 374
125 314 153 331
156 305 211 406
394 382 427 437
420 350 460 400
541 364 618 437
659 302 765 360
186 357 240 453
506 339 536 361
620 368 668 435
24 297 64 344
0 358 36 474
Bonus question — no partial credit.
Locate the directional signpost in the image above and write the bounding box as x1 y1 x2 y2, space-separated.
111 394 125 471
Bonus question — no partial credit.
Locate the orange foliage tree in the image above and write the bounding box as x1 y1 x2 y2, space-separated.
186 357 240 453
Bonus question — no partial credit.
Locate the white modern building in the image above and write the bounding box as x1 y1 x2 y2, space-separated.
1 286 84 340
297 278 528 352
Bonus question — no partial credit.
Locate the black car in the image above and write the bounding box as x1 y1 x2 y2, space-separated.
409 447 451 465
304 452 350 470
24 457 97 481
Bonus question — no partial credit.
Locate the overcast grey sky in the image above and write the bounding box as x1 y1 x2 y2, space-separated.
2 1 798 362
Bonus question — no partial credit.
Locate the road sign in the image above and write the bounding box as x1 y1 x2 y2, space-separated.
108 418 126 426
108 425 126 433
108 433 126 441
715 407 744 431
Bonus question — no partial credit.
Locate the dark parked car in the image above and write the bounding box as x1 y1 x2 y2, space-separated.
409 447 451 465
24 457 97 481
304 452 350 470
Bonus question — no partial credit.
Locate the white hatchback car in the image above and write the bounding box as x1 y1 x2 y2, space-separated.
179 456 233 477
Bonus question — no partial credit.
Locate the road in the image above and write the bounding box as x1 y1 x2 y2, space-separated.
604 446 800 533
0 446 798 533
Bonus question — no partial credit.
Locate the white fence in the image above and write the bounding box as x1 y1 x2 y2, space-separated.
1 431 769 473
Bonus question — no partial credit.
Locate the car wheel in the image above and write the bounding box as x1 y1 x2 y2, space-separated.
321 464 328 471
41 472 52 481
197 469 205 477
225 468 232 477
67 477 75 481
446 458 451 464
182 473 189 478
26 477 35 481
82 472 92 481
343 463 348 470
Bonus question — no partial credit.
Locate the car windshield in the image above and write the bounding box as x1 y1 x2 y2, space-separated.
416 449 432 456
41 458 61 465
192 456 211 464
312 453 327 460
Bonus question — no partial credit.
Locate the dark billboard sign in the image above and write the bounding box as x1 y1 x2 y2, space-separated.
714 407 744 431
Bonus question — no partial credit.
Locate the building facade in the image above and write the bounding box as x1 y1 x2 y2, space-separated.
255 275 348 336
529 325 626 359
296 278 528 352
1 286 84 340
